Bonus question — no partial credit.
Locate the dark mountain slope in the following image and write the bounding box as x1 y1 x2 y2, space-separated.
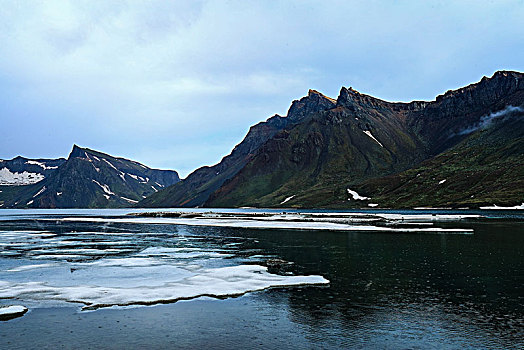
0 156 65 185
205 71 523 208
139 90 336 207
0 156 66 208
407 70 524 155
356 107 524 208
206 90 427 207
0 146 179 208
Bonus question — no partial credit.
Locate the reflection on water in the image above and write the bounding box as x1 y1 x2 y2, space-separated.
262 224 524 348
0 209 522 349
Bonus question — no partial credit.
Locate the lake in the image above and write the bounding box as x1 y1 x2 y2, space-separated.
0 209 522 349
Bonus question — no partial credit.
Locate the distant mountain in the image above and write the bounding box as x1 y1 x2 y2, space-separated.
0 156 66 186
142 70 523 209
0 145 179 208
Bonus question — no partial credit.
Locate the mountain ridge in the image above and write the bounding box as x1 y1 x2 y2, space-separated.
142 70 523 209
138 89 337 207
0 145 180 208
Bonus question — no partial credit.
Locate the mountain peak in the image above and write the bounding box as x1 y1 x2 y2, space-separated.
492 70 524 79
68 145 113 161
286 89 336 121
2 145 180 208
69 144 87 159
336 86 386 109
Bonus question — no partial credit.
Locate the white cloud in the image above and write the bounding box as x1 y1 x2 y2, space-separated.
0 0 523 176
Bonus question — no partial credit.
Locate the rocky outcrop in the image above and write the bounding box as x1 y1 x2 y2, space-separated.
286 89 336 122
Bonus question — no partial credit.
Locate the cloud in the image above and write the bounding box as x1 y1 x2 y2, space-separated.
0 1 523 176
458 105 524 135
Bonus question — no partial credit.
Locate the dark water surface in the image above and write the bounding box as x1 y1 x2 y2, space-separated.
0 209 523 349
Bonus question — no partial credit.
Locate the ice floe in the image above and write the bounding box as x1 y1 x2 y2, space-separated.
374 213 481 221
479 203 524 210
0 305 28 320
59 216 474 234
0 264 328 310
0 209 486 314
137 247 233 259
6 263 56 272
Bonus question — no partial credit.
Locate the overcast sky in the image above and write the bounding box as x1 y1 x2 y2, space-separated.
1 1 523 177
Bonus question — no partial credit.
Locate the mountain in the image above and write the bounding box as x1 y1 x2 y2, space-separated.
139 89 336 207
357 106 524 208
142 70 523 209
0 156 66 186
0 145 180 208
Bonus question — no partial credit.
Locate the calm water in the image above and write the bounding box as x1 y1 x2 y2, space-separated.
0 209 523 349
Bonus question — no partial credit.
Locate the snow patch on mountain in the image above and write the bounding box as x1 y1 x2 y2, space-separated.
32 186 46 198
280 195 295 205
92 180 115 196
102 159 118 171
363 131 383 147
0 168 45 185
26 160 58 170
347 188 369 201
121 196 138 204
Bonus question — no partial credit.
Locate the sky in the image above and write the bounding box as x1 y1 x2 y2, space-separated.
0 1 523 177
